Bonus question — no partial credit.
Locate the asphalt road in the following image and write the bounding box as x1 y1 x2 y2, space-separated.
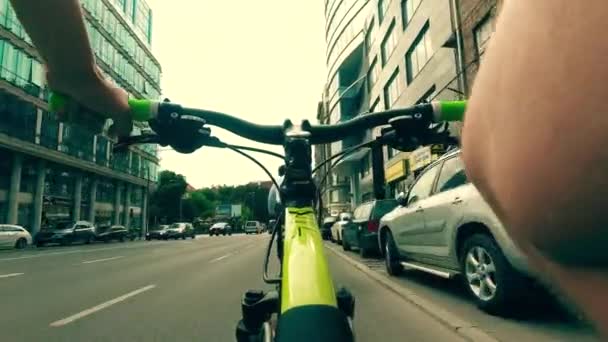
0 234 467 342
325 243 600 342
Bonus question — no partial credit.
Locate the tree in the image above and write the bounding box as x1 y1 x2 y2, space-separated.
149 171 187 224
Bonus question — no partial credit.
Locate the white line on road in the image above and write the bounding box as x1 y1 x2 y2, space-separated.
209 253 233 263
0 242 165 262
49 285 156 327
0 273 24 279
82 256 124 264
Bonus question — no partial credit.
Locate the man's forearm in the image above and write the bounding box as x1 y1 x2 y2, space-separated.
462 0 608 335
10 0 96 81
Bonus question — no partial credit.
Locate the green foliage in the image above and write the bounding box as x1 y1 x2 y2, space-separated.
149 171 271 224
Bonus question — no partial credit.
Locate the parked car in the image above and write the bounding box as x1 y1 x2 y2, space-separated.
0 224 32 249
96 225 130 243
342 199 398 257
244 221 262 234
165 222 196 240
267 219 277 234
146 225 169 240
209 222 232 236
320 216 337 240
378 150 532 314
330 212 352 243
35 221 96 247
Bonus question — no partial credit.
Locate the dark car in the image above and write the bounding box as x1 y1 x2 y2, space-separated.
320 216 337 240
35 221 96 247
146 225 169 240
342 199 398 257
96 225 130 243
165 222 196 240
209 222 232 236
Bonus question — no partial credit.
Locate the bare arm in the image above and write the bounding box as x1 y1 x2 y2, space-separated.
9 0 96 82
462 0 608 335
9 0 131 135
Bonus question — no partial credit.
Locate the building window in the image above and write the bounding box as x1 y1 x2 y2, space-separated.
474 14 496 59
381 20 397 65
370 97 381 113
378 0 389 23
365 20 375 52
401 0 422 28
405 21 432 84
384 69 403 109
367 58 379 91
416 85 436 104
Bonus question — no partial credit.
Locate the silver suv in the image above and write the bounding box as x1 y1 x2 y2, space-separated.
378 150 533 314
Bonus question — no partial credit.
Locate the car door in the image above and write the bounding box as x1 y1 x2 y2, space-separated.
0 226 10 247
351 203 372 248
74 223 89 242
392 162 442 253
416 156 468 266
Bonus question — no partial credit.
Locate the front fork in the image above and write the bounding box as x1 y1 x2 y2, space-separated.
235 287 356 342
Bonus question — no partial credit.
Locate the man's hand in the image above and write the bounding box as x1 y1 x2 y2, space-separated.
47 66 132 137
9 0 132 137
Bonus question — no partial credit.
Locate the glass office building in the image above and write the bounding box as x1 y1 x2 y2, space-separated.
0 0 162 236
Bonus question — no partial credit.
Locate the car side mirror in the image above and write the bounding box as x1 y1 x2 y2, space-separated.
396 192 408 207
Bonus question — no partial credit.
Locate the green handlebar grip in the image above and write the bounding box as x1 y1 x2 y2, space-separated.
439 101 467 122
49 92 154 122
49 92 69 113
128 98 154 122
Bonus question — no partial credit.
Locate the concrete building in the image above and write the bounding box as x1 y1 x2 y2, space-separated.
318 0 464 215
0 0 161 237
321 0 372 216
456 0 501 94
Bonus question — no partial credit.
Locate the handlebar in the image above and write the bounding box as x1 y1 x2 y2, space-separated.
49 93 466 147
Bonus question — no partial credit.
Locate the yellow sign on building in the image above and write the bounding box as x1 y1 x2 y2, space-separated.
409 146 432 172
385 160 408 183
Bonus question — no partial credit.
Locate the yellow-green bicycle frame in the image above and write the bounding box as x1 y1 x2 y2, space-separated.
280 207 337 313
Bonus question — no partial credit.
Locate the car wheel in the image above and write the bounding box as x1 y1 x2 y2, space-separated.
120 236 125 243
146 237 151 241
342 238 351 251
461 234 526 315
36 241 45 248
191 234 196 239
384 230 403 276
14 238 27 250
182 235 186 240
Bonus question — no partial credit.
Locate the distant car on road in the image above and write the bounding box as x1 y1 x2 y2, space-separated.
342 199 398 257
209 222 232 236
96 225 130 243
35 221 96 247
379 150 533 315
244 221 262 234
146 225 169 240
0 224 32 249
330 212 352 243
320 216 337 240
165 222 196 240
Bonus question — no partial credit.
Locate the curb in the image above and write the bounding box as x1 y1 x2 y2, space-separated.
326 245 499 342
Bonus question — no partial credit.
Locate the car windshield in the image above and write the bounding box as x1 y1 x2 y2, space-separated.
54 222 75 230
212 223 226 228
245 221 257 227
169 223 182 228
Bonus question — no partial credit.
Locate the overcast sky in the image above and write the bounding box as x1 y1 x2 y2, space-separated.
146 1 327 188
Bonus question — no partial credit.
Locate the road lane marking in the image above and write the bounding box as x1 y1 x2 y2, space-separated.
0 242 166 262
209 253 233 263
82 256 124 264
0 273 24 279
49 285 156 327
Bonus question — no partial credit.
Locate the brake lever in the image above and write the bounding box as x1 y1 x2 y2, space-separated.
113 134 160 153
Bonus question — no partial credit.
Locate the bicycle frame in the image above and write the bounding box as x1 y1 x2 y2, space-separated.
280 206 336 312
